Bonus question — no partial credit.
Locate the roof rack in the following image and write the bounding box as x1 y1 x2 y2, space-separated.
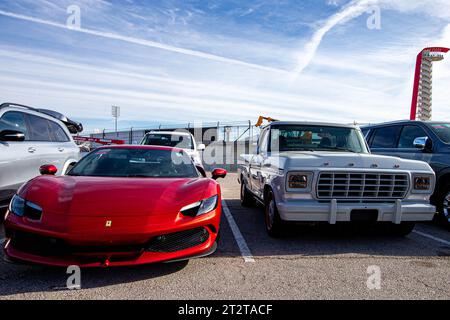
0 102 83 134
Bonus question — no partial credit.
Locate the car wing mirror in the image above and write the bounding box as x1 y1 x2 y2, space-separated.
0 130 25 142
413 137 432 152
212 168 227 180
197 143 206 151
39 164 58 175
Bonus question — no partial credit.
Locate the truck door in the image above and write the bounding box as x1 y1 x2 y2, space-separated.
250 128 269 199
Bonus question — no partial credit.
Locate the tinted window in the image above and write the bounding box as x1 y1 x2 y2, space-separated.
371 126 401 148
429 123 450 144
361 128 370 138
142 133 194 149
68 148 198 178
48 120 70 142
26 114 52 141
0 111 28 139
398 125 428 148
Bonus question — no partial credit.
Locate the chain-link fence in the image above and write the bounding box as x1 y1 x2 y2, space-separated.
81 121 261 171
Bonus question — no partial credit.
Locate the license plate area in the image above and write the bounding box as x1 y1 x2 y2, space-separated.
350 209 379 222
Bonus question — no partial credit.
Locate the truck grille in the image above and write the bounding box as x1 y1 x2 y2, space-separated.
316 172 409 199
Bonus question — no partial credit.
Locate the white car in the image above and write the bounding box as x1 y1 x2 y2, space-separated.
0 103 81 209
140 131 205 166
238 121 436 237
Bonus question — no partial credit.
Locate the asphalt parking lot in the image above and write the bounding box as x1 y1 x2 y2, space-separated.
1 173 450 300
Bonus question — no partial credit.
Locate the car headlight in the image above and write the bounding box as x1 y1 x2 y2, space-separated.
180 195 218 217
9 194 25 217
9 194 43 219
286 172 313 192
412 174 433 193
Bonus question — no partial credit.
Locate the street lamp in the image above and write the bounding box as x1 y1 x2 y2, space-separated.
112 105 120 135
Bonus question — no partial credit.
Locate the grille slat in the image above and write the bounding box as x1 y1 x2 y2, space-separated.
317 172 409 199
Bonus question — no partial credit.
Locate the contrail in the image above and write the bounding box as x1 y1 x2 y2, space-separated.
293 0 379 76
0 9 288 74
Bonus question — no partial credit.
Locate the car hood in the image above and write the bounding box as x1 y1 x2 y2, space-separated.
275 152 433 172
20 176 218 217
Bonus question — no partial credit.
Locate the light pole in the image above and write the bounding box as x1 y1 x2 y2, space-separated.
112 105 120 136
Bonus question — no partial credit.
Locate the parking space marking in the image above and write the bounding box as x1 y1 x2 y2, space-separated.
413 230 450 247
222 200 255 263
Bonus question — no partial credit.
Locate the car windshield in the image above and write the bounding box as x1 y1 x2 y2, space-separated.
429 123 450 144
142 133 194 150
270 125 368 153
68 148 199 178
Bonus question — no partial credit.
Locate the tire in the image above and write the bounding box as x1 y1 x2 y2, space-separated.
240 181 255 207
387 222 416 237
436 182 450 229
264 189 285 237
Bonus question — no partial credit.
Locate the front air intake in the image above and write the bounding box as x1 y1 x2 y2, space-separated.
146 227 209 253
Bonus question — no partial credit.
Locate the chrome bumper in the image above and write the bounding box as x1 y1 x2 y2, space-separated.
277 199 436 224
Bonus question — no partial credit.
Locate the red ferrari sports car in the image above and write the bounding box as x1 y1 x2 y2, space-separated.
3 145 227 267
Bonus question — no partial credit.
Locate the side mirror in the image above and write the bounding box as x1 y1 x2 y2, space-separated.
0 130 25 142
196 165 207 178
413 137 432 152
212 168 227 180
39 164 58 175
197 143 206 151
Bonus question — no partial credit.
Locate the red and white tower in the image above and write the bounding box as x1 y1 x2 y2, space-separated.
410 47 449 121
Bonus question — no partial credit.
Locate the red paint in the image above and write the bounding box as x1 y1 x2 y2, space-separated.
73 136 126 145
4 145 223 267
39 164 57 175
212 168 227 180
410 47 449 120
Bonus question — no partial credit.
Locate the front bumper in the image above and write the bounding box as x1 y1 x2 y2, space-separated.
277 199 436 224
3 210 220 267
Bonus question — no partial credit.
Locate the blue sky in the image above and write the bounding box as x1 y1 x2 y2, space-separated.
0 0 450 132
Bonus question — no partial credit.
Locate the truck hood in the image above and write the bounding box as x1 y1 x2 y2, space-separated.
276 152 433 172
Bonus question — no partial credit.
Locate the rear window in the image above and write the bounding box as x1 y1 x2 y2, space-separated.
142 133 194 150
48 120 70 142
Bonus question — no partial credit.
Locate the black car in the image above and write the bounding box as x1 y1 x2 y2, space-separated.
362 120 450 227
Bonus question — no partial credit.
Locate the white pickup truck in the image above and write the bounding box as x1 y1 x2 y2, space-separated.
238 121 436 237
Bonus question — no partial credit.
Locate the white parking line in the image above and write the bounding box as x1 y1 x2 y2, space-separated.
222 200 255 263
413 230 450 247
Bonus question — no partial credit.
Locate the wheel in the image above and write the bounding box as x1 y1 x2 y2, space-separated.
387 222 416 237
240 181 255 207
436 182 450 229
264 189 285 237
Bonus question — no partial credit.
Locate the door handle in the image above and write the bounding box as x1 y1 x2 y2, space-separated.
28 147 36 153
58 148 65 152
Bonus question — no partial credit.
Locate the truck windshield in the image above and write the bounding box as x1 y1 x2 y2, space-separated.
270 125 368 153
142 133 194 150
429 123 450 144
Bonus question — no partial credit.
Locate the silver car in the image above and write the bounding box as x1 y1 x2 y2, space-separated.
0 103 81 209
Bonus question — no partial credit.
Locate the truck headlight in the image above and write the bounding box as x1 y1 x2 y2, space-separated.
180 195 218 217
412 174 434 193
286 172 313 192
